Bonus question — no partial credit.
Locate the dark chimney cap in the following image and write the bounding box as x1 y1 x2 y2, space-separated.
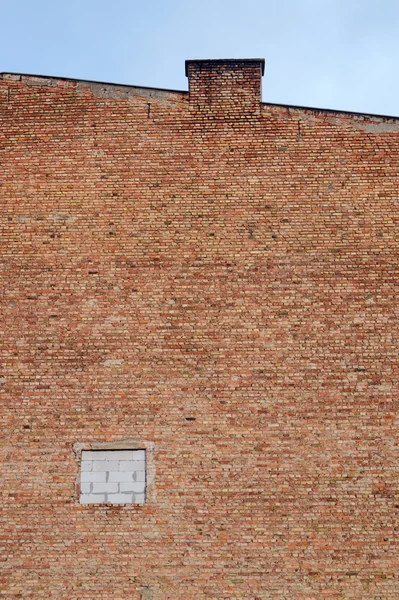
185 58 265 77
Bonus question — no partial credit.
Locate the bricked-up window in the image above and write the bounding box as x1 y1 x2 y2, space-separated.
80 449 146 505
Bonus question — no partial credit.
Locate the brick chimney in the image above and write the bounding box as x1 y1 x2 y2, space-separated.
185 59 265 115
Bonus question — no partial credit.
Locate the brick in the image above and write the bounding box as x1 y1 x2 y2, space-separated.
3 57 399 599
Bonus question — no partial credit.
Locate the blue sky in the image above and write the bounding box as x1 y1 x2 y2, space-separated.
2 0 399 116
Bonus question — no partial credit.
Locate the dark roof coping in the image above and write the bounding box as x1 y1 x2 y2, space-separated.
185 59 265 77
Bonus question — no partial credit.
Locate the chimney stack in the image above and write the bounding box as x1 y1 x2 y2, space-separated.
185 59 265 116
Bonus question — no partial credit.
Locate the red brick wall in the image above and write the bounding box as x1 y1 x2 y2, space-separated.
1 60 399 599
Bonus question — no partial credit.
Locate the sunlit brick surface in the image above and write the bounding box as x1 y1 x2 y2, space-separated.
1 60 399 599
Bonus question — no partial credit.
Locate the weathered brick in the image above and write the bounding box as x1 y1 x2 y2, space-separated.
2 58 399 599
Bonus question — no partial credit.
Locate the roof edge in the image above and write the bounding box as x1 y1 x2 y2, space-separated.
1 71 399 121
0 72 186 96
262 100 399 121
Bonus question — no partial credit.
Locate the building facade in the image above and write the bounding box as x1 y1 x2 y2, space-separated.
1 59 399 599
